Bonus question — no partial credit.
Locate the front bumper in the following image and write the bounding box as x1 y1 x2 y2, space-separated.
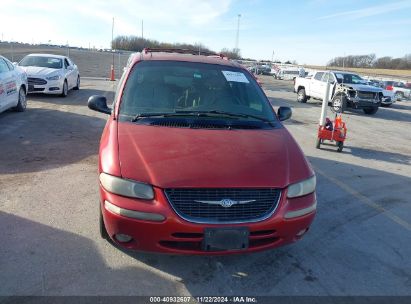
28 79 64 94
347 96 380 109
100 186 316 255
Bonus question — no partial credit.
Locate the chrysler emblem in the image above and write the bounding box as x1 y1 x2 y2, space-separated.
195 198 256 208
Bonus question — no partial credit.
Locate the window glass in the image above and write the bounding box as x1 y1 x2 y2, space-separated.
314 72 324 81
19 56 62 69
5 59 14 71
0 59 10 73
119 61 276 122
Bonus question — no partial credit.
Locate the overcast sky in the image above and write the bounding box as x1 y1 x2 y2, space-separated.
1 0 410 65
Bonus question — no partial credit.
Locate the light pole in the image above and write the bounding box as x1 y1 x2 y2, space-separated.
110 17 115 81
112 17 115 66
234 14 241 55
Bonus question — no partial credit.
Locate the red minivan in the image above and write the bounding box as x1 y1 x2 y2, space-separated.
88 49 316 254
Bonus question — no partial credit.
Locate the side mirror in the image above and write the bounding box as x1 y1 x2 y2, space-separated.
88 95 112 115
67 66 74 71
13 62 18 66
277 106 292 121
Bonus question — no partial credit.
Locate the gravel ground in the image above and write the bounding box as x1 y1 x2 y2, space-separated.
0 76 410 297
0 43 131 78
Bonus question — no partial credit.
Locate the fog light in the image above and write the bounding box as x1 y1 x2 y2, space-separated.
296 228 308 237
115 234 133 243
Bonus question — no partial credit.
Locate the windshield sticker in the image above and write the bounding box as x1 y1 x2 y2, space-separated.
222 71 249 83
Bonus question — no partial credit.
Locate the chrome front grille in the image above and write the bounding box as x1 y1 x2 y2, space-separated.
164 188 281 223
28 77 47 85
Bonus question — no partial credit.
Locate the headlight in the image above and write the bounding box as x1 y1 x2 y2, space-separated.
287 175 316 198
46 75 61 80
99 173 154 199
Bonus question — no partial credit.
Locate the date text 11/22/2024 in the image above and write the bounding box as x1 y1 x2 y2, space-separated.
149 296 257 303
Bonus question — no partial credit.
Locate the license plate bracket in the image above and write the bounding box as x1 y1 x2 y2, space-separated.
202 227 249 251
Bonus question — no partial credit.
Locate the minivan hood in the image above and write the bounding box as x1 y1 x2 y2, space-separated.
20 66 59 77
117 123 313 189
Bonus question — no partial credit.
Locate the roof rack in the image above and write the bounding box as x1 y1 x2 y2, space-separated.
142 48 226 59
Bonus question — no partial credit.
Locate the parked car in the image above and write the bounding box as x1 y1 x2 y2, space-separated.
248 64 271 75
0 55 28 114
18 54 80 97
294 71 383 114
88 48 316 255
274 68 303 81
381 81 411 101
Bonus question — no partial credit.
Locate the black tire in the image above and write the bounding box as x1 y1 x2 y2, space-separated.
60 80 68 97
316 137 321 149
73 76 80 90
337 141 344 152
14 86 27 112
363 107 378 115
99 205 109 239
331 94 346 113
394 92 403 101
297 88 308 103
381 103 392 107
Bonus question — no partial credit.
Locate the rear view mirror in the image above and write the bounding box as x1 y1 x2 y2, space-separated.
277 106 292 121
88 95 112 115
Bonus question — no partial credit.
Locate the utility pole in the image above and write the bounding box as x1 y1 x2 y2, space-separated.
142 20 144 39
112 17 115 67
234 14 241 54
272 50 275 63
110 17 115 81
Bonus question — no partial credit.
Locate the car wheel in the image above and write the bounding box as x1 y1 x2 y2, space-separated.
331 94 346 113
381 103 391 107
74 76 80 90
99 205 109 239
363 107 378 115
316 137 322 149
60 80 68 97
14 87 27 112
394 92 403 101
337 141 344 152
297 88 307 103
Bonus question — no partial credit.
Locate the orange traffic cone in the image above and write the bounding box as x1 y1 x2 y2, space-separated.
110 65 115 81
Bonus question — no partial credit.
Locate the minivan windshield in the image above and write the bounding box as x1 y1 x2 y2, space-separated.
19 56 63 69
119 61 276 122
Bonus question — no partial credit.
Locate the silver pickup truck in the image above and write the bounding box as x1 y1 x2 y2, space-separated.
294 70 384 115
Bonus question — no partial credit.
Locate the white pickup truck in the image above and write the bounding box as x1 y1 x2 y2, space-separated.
294 70 384 115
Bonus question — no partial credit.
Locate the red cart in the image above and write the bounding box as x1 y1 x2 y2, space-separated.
316 115 347 152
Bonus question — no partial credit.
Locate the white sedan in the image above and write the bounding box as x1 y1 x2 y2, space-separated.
0 55 28 114
18 54 80 97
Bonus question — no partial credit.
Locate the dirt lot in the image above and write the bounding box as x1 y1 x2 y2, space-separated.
0 76 410 296
0 42 130 78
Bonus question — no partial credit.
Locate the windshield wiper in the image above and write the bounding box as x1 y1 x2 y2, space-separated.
175 110 276 125
132 110 276 126
132 112 178 121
